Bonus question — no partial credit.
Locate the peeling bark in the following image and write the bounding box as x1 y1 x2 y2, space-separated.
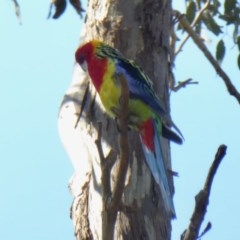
58 0 174 239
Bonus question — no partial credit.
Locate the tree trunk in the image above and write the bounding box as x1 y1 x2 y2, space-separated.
58 0 174 239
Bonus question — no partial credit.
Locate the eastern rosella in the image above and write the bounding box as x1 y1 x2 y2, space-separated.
75 40 183 217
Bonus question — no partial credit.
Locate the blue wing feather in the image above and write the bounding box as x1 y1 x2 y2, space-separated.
115 60 167 116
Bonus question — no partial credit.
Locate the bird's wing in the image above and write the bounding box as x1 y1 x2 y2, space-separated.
115 59 167 115
115 59 184 140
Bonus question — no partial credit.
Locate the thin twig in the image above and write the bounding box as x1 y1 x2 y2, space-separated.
176 13 240 104
170 2 209 91
183 145 227 240
174 0 210 56
171 78 198 92
95 122 105 163
12 0 22 24
75 82 90 128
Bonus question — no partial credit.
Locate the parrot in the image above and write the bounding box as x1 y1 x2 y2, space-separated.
75 40 183 217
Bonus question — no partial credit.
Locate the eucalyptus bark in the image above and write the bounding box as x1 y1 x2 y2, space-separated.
58 0 174 239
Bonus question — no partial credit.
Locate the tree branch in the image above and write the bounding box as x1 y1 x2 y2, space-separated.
203 145 227 194
95 73 129 240
174 0 210 57
175 12 240 104
183 145 227 240
96 123 117 240
171 78 198 92
110 73 130 210
170 2 209 91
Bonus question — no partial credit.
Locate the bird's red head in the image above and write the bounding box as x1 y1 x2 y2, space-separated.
75 40 103 70
75 40 107 91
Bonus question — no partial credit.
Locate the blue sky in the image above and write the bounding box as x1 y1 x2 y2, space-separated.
172 2 240 239
0 1 239 240
0 1 81 239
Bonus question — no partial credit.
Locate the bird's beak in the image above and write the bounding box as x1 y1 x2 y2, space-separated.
80 60 88 72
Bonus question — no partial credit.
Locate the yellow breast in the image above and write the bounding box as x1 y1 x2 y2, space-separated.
98 60 121 116
98 59 153 127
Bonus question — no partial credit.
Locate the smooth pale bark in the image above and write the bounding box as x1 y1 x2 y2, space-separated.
58 0 174 239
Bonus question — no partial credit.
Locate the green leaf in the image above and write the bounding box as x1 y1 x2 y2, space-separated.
47 0 67 19
233 26 239 43
69 0 85 18
237 36 240 50
224 0 236 14
209 0 221 16
202 12 222 35
216 40 225 63
238 54 240 70
186 0 196 24
220 3 240 25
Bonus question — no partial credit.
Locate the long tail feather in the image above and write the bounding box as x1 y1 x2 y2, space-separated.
140 119 176 217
